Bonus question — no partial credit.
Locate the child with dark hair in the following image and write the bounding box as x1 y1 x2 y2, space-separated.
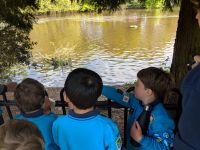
102 67 175 150
14 78 58 150
52 68 122 150
0 119 44 150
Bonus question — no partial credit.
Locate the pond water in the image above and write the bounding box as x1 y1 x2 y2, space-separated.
13 9 179 87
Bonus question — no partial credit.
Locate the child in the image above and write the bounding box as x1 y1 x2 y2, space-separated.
52 68 122 150
14 78 58 150
0 119 44 150
102 67 175 150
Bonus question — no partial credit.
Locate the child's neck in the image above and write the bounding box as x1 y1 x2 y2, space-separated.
25 109 41 114
73 107 94 114
142 96 156 106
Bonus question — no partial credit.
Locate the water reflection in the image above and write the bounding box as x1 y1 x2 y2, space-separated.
13 9 178 87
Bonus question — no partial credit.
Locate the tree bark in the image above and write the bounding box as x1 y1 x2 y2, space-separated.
171 0 200 87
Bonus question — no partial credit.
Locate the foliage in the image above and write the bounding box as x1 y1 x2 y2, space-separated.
37 0 124 13
0 0 39 78
37 0 80 13
145 0 163 9
79 3 95 12
0 0 39 32
71 0 127 12
0 25 36 77
127 0 145 9
31 44 75 70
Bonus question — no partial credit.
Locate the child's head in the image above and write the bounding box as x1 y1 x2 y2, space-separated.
135 67 174 104
64 68 103 110
0 120 44 150
15 78 45 113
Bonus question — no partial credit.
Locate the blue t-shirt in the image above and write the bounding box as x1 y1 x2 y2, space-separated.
102 85 175 150
52 109 122 150
15 109 59 150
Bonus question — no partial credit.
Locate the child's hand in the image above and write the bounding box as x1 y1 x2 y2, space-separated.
130 121 143 143
192 55 200 69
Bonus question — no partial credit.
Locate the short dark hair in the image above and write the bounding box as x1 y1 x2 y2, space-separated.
0 120 44 150
64 68 103 109
14 78 45 113
137 67 174 101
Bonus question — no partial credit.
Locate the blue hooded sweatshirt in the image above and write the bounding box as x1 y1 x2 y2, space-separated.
102 85 175 150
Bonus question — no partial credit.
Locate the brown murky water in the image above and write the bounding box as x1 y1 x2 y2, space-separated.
13 9 178 87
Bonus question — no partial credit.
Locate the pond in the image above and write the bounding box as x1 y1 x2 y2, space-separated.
12 9 179 87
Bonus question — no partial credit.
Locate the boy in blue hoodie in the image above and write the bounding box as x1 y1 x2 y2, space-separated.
52 68 122 150
14 78 58 150
103 67 175 150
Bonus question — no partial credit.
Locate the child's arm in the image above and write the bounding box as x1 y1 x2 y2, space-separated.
138 132 174 150
102 85 139 109
131 119 174 150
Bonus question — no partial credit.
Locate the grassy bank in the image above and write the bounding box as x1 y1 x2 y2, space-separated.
35 0 94 14
34 0 175 16
35 0 165 15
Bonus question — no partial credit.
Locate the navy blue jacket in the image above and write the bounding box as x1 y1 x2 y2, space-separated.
174 64 200 150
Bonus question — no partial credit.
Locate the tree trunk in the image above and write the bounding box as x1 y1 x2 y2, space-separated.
171 0 200 87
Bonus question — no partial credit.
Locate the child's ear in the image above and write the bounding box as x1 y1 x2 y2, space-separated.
64 94 70 103
43 96 51 114
64 94 74 109
146 88 153 96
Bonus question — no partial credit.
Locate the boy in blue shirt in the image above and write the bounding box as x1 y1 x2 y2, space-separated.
52 68 122 150
102 67 175 150
14 78 58 150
